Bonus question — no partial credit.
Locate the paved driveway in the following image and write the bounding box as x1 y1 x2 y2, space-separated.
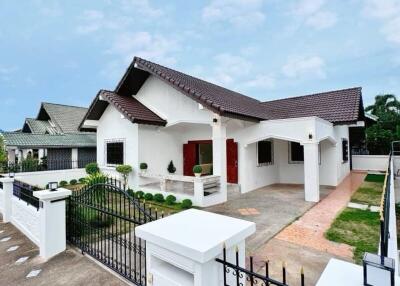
205 184 333 253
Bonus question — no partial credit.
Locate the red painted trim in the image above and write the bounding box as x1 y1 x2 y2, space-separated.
187 140 212 144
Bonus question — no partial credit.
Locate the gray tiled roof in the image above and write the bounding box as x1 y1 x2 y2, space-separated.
41 103 89 133
25 118 60 134
1 132 96 148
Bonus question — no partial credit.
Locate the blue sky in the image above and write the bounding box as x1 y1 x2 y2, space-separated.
1 0 400 130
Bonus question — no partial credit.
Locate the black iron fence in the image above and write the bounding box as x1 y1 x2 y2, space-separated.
13 179 41 210
380 153 392 257
216 246 305 286
0 159 95 174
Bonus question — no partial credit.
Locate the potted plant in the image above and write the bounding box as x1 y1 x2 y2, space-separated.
193 165 202 177
167 160 176 174
140 162 148 174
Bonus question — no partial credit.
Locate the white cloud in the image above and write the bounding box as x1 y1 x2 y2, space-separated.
362 0 400 45
76 10 106 34
290 0 337 30
211 53 252 85
282 56 326 79
120 0 163 18
202 0 266 28
243 74 276 89
0 66 18 82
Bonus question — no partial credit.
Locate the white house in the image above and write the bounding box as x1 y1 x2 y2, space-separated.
80 57 366 207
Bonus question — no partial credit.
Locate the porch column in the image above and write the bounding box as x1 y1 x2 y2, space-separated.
71 148 78 169
7 149 16 163
303 142 320 202
212 115 227 199
131 123 140 190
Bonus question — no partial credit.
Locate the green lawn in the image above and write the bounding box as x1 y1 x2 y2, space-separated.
350 181 383 206
325 208 380 264
365 174 385 183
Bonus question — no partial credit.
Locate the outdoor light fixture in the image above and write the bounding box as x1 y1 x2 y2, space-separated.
363 253 394 286
48 182 58 192
308 131 313 140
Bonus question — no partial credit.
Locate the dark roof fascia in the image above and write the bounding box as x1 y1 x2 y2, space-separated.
78 91 106 131
22 120 32 133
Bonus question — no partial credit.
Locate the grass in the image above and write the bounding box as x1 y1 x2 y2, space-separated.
325 208 380 264
365 174 385 183
350 181 383 206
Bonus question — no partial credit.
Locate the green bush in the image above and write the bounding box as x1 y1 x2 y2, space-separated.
193 165 202 174
127 188 135 197
165 195 176 205
85 162 99 175
89 213 112 228
181 199 193 209
116 164 133 187
70 179 78 185
144 193 154 200
140 162 148 170
85 173 108 186
78 177 86 184
59 180 68 187
135 191 144 199
154 193 164 202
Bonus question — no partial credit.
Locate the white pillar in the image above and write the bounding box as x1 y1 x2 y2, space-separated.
212 115 227 200
131 123 140 189
38 149 45 163
33 188 72 260
71 148 78 168
0 177 14 223
7 149 16 163
303 142 320 202
136 209 255 286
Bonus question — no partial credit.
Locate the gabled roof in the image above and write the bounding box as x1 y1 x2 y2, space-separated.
81 90 166 127
1 132 96 148
261 87 364 124
116 57 268 122
37 102 91 133
23 118 60 135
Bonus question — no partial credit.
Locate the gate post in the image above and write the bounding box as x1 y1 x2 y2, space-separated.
34 188 72 260
136 209 255 286
0 177 14 223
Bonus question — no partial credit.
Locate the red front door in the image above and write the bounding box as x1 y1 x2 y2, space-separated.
183 143 196 176
226 139 238 183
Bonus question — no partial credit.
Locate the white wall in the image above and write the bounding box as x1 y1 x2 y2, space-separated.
15 169 87 189
352 155 389 172
11 197 40 245
334 125 350 184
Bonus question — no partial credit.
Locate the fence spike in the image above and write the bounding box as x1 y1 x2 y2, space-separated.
301 266 304 274
235 245 239 253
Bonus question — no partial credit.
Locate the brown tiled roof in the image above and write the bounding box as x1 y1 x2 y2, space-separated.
131 57 268 121
81 90 166 127
261 87 364 124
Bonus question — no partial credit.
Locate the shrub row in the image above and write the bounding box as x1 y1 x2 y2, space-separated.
126 189 192 209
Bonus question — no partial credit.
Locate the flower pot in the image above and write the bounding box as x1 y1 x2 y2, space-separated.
140 169 147 174
194 173 201 177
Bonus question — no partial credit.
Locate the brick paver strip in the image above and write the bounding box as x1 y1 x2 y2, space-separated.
275 172 366 258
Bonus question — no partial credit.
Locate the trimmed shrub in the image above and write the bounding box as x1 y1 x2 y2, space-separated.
135 191 144 199
127 188 135 197
144 193 154 201
70 179 78 185
140 162 148 170
167 160 176 173
181 199 193 209
193 165 202 174
154 193 164 203
116 164 133 187
78 177 86 184
85 162 99 175
59 180 68 187
165 195 176 205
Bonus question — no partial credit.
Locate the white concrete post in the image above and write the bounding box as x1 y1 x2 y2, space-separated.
136 209 255 286
34 188 72 260
131 123 140 190
0 177 14 223
7 149 16 163
303 142 320 202
193 178 204 206
212 115 227 200
71 148 78 169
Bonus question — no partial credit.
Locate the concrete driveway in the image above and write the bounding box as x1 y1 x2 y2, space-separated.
204 184 333 253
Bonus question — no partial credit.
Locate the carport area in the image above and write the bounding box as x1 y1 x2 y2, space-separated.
204 183 334 252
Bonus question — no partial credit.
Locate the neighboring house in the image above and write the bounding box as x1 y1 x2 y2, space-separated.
80 57 366 206
2 102 96 169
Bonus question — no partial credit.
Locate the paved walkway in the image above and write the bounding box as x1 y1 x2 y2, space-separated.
252 172 366 285
205 184 334 252
0 219 126 286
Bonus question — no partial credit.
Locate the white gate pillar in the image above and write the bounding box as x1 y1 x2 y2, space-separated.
136 209 255 286
34 188 72 260
0 177 14 222
303 142 320 202
212 115 227 200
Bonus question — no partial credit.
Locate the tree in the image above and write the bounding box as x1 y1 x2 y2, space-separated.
0 135 7 163
116 165 133 189
365 94 400 154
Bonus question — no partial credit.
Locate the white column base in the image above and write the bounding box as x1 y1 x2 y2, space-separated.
0 177 14 222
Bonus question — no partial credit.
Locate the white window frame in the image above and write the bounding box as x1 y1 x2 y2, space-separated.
257 140 274 166
104 139 125 167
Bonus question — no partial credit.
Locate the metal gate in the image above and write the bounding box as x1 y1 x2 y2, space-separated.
67 177 158 285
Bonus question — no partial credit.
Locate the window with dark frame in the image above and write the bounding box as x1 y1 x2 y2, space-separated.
342 139 349 162
106 142 124 165
257 140 273 165
289 142 304 162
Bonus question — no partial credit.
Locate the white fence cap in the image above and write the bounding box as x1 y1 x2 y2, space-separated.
136 209 256 263
33 188 72 201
